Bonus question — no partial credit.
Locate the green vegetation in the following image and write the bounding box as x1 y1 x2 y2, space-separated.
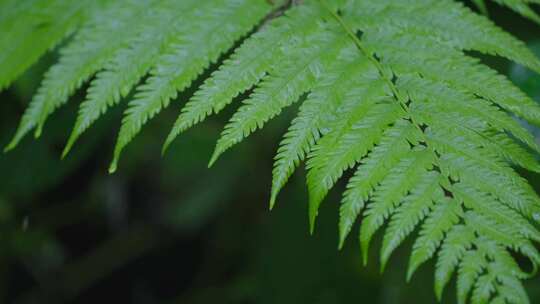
2 1 540 303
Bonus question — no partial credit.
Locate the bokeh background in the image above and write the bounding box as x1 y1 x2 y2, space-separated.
1 2 540 303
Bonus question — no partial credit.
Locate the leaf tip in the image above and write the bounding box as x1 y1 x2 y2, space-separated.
308 210 318 235
61 144 72 160
162 133 176 157
269 196 276 211
406 264 415 283
361 243 369 266
338 226 349 251
3 143 14 153
337 238 345 251
309 216 316 235
380 256 389 274
208 150 221 168
379 263 386 274
108 161 118 174
269 187 281 210
434 285 443 302
161 143 170 157
34 126 42 139
62 129 81 159
4 133 22 152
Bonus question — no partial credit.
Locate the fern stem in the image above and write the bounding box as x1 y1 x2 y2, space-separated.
317 2 402 102
317 0 425 136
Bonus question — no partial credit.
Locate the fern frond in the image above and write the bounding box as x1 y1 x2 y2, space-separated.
486 131 540 173
379 171 444 271
209 23 349 167
5 0 152 151
269 45 366 209
0 0 89 91
63 0 203 157
455 237 529 304
164 3 327 153
430 128 540 222
347 0 540 72
360 148 437 264
465 211 540 266
109 0 274 172
453 183 540 242
435 225 475 300
407 197 463 281
359 25 540 125
402 77 540 178
457 250 486 304
400 74 540 155
339 120 422 248
308 98 404 229
4 0 540 302
460 235 533 304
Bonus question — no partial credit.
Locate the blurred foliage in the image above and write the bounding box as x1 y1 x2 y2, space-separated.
0 1 540 304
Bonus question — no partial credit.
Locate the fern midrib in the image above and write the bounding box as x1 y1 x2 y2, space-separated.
318 1 412 115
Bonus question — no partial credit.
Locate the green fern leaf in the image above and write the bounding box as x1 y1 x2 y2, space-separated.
109 0 273 172
360 148 436 264
407 197 463 281
457 250 486 304
338 120 421 248
360 28 540 125
425 126 540 222
435 225 475 300
209 25 349 167
5 0 151 151
307 99 403 232
379 171 443 271
347 0 540 72
0 0 89 91
453 183 540 242
63 0 203 156
465 211 540 266
163 3 326 154
400 74 540 155
269 46 366 209
485 131 540 174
